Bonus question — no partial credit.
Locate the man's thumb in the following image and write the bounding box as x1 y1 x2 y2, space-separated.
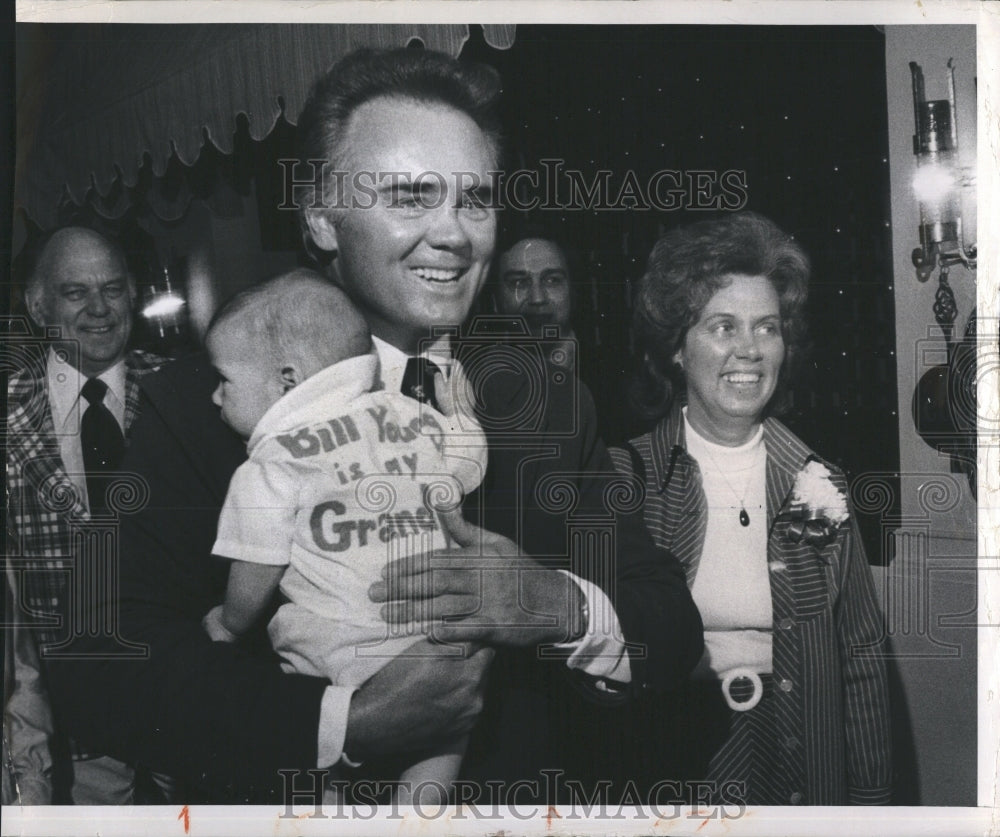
438 507 482 549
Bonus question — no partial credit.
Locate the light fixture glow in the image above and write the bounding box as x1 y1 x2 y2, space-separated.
911 162 956 207
142 293 186 320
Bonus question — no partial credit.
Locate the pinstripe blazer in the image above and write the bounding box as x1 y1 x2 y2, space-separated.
611 408 892 805
6 348 166 647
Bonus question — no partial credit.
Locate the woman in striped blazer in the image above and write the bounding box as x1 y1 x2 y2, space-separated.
611 212 891 805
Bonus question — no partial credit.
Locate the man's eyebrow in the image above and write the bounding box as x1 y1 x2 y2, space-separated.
378 180 440 197
501 270 529 279
57 276 126 287
462 183 495 203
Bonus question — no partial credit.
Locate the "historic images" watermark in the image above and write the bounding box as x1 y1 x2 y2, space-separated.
276 159 750 213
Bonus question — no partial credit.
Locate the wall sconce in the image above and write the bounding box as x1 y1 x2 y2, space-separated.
909 59 976 282
909 59 978 497
141 262 189 345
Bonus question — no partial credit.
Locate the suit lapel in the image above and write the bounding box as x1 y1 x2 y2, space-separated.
470 346 544 477
764 418 809 532
7 362 88 521
649 410 707 586
765 448 797 534
123 361 143 433
672 456 707 586
122 350 163 433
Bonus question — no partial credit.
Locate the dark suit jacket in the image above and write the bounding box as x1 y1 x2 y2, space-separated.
47 347 701 802
455 336 702 796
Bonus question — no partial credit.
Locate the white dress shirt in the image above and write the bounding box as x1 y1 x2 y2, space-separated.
316 336 631 767
46 349 127 514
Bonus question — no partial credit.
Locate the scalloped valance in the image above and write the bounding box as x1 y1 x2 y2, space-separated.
15 23 516 229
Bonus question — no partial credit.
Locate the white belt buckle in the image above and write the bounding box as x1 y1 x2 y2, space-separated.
720 668 764 712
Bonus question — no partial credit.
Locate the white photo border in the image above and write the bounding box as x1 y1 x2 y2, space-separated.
6 2 998 835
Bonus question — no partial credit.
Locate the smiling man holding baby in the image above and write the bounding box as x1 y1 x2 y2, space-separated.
47 46 702 804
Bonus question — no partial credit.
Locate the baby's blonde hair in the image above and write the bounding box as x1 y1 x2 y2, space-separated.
208 268 371 379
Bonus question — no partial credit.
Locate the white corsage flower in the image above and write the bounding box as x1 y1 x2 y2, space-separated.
786 460 849 549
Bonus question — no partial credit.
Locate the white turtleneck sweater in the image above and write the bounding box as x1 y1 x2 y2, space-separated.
684 411 773 677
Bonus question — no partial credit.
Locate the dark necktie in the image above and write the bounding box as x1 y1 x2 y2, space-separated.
401 357 442 412
80 377 125 513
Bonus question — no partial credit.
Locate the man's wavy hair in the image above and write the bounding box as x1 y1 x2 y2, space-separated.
296 46 503 261
631 211 810 420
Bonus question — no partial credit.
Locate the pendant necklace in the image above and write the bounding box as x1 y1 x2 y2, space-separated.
701 440 763 527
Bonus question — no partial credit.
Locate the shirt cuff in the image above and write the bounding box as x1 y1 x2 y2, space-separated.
554 571 632 684
316 686 357 768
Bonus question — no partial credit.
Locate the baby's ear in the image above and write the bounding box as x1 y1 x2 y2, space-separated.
302 207 339 254
280 366 300 393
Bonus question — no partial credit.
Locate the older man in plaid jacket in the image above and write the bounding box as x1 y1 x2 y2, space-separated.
4 226 166 804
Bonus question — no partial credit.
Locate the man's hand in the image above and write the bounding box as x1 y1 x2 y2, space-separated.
368 510 587 647
342 640 493 761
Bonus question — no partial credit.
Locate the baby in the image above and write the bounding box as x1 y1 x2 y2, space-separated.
201 269 487 803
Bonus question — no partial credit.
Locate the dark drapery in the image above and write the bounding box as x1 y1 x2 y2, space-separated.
15 23 516 228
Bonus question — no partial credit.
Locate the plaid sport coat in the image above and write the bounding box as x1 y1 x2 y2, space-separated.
611 408 892 805
6 347 166 648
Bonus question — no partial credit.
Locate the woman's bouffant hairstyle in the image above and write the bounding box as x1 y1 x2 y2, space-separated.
631 211 810 420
